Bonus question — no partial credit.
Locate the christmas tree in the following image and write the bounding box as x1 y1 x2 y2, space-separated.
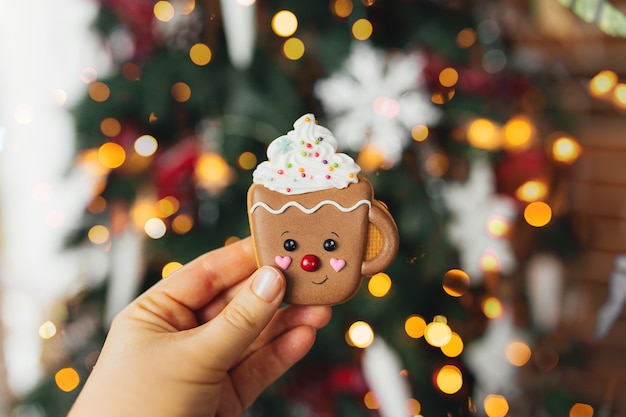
12 0 626 416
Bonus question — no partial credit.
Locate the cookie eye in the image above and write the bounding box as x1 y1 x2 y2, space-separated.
283 239 297 252
323 239 337 251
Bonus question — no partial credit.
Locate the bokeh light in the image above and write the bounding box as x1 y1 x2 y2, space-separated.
155 196 180 217
524 201 552 227
87 196 107 214
441 332 464 357
486 215 510 238
613 83 626 107
515 180 548 202
145 217 167 239
482 296 503 319
100 117 121 137
98 142 126 169
271 10 298 37
189 43 212 66
456 28 477 48
506 341 532 366
122 62 141 81
424 151 449 177
363 391 378 410
589 70 617 97
424 318 452 347
79 67 98 83
332 0 353 17
195 152 232 189
503 116 534 150
368 272 392 297
570 403 594 417
162 261 183 278
480 249 500 273
467 118 501 150
88 225 110 244
551 135 581 163
172 213 194 234
439 67 459 88
347 321 374 348
55 368 80 392
435 365 463 394
484 394 509 417
356 145 385 173
411 124 429 142
38 321 57 339
237 151 257 170
171 82 192 102
88 81 110 102
406 398 421 415
134 135 158 157
442 268 470 297
283 37 305 60
154 1 175 22
405 315 426 339
352 18 373 40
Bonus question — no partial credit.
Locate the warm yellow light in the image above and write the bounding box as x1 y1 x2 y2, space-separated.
441 332 464 357
405 315 426 339
411 124 429 142
272 10 298 37
480 250 500 272
181 0 196 13
189 43 212 66
424 152 449 177
172 213 194 234
356 145 385 173
456 28 477 48
88 225 110 244
406 398 421 415
613 83 626 107
482 297 503 319
570 403 594 417
467 118 501 150
88 82 110 102
162 261 183 278
524 201 552 227
435 365 463 394
195 152 231 186
55 368 80 392
39 321 57 339
100 117 121 137
332 0 353 17
368 272 392 297
172 82 192 102
506 341 531 366
439 67 459 88
352 18 373 40
589 70 617 97
363 391 379 410
424 321 452 347
237 151 258 170
442 269 470 297
515 180 548 202
154 1 175 22
282 37 305 60
486 215 510 238
503 116 534 150
144 217 167 239
551 136 581 163
98 142 126 169
347 321 374 348
131 197 157 229
484 394 509 417
155 196 180 217
134 135 158 157
87 196 107 214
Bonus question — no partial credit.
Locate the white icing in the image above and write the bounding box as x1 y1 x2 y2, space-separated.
252 113 361 195
249 199 371 215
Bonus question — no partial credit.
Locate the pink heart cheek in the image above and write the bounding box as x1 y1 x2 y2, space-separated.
330 258 346 272
275 255 292 270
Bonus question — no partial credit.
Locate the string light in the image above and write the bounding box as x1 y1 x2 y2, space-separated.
589 70 617 97
55 368 80 392
88 82 110 102
483 394 509 417
38 321 57 339
237 151 257 170
98 142 126 168
411 124 429 142
171 82 192 102
172 213 194 234
442 269 470 297
282 37 305 60
352 18 373 40
363 391 379 410
503 115 534 151
368 272 392 297
332 0 353 17
482 297 503 319
406 398 421 415
434 365 463 394
189 43 212 66
441 332 464 357
424 316 452 347
505 341 531 366
162 261 183 278
479 249 500 273
88 225 109 244
271 10 298 37
551 135 581 163
100 117 121 137
154 1 175 22
87 196 107 214
439 67 459 88
346 321 374 348
456 28 477 48
515 180 548 202
569 403 594 417
405 315 426 339
144 218 166 239
467 118 501 150
524 201 552 227
155 196 180 217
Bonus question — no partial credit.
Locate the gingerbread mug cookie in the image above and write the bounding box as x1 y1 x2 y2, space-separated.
248 114 399 305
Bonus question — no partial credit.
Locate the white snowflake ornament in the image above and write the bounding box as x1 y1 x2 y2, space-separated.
314 42 440 165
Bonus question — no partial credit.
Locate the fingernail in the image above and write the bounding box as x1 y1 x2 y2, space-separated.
252 267 283 301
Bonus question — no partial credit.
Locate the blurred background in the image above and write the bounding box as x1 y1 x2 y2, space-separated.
1 0 626 416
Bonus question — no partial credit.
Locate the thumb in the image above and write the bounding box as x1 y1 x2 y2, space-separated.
197 266 285 371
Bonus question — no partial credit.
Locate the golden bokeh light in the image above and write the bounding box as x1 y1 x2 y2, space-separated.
589 70 617 97
424 319 452 347
195 152 232 189
482 296 503 319
405 315 426 339
55 368 80 392
506 341 532 366
613 83 626 107
480 250 500 273
134 135 158 157
456 28 477 48
435 365 463 394
162 261 183 278
441 332 464 357
283 37 305 60
352 18 373 40
439 67 459 88
424 152 449 177
551 136 581 163
515 180 548 202
100 117 122 137
484 394 509 417
238 151 258 170
332 0 353 17
368 272 392 297
190 43 212 66
272 10 298 37
87 196 107 214
88 81 110 102
154 1 175 22
486 215 510 238
224 235 241 246
411 124 429 142
524 201 552 227
98 142 126 169
131 197 157 229
363 391 378 410
39 321 57 339
88 225 110 244
570 403 594 417
155 196 180 217
442 269 470 297
172 213 194 234
144 217 167 239
503 116 534 151
172 82 192 102
347 321 374 348
467 118 501 150
406 398 421 415
181 0 196 14
356 145 385 173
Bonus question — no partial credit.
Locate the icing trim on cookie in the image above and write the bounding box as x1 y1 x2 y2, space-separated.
249 199 371 215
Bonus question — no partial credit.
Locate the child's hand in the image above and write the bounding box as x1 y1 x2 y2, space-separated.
69 237 332 417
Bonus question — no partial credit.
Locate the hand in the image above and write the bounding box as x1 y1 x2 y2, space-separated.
69 237 332 417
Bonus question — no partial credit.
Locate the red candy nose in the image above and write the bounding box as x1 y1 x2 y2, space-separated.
300 254 321 272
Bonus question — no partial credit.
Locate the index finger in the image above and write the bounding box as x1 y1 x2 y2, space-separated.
152 237 258 311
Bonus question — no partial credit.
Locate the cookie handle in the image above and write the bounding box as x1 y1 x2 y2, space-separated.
361 201 399 276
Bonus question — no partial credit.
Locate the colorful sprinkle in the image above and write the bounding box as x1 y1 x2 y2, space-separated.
333 162 339 168
318 136 323 141
301 173 306 178
326 174 331 179
348 173 354 178
306 143 313 149
299 167 305 172
300 140 305 145
301 151 307 157
328 166 334 172
314 152 319 157
314 139 319 145
304 117 311 122
286 187 291 192
322 160 328 164
287 163 292 168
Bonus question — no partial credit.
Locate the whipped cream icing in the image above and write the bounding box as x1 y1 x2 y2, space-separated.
252 114 361 194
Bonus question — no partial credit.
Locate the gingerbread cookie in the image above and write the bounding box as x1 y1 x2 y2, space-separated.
248 114 399 305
